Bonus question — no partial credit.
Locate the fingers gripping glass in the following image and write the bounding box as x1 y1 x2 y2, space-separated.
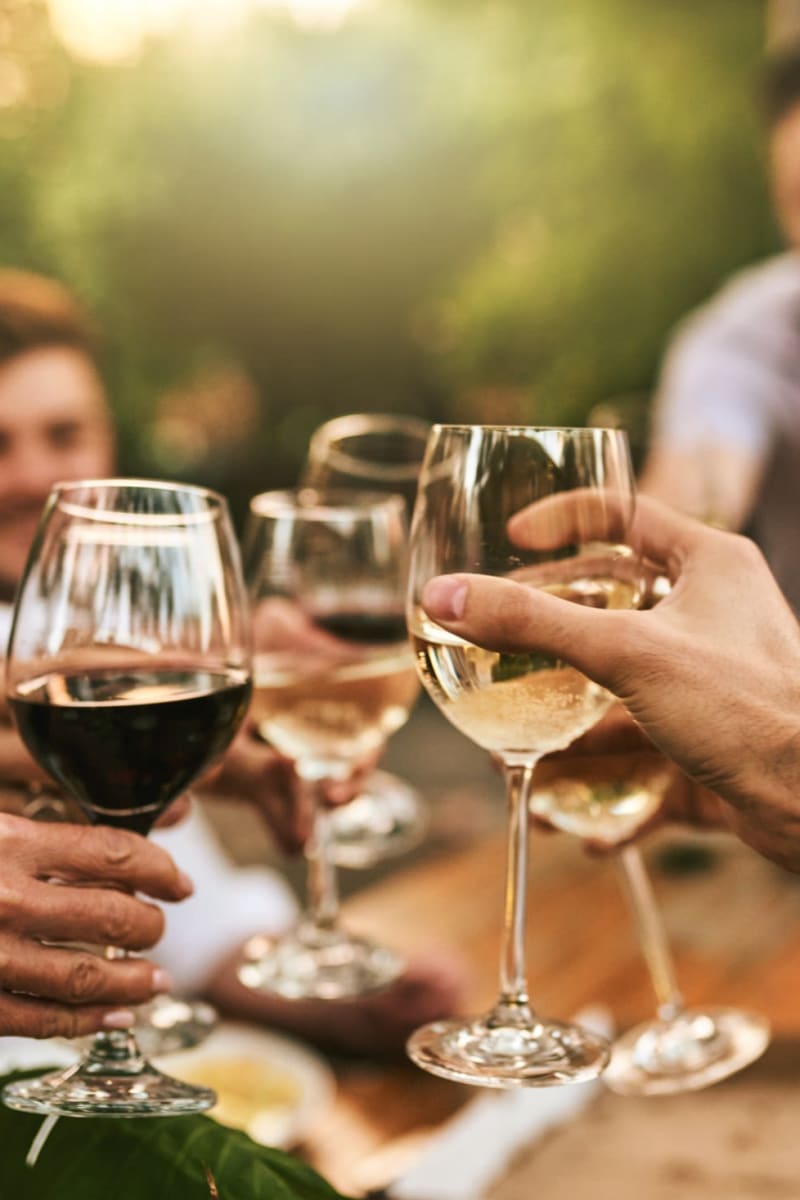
406 425 639 1087
3 480 252 1118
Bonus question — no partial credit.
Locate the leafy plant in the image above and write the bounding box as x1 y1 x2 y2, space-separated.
0 1071 352 1200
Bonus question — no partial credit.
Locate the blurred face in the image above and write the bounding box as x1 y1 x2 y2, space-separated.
770 103 800 250
0 346 114 599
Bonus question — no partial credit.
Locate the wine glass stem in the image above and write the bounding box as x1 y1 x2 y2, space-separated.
492 761 537 1025
83 945 145 1073
618 844 684 1021
305 789 340 931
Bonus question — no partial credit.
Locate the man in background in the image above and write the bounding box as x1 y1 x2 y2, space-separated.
641 52 800 612
0 268 463 1053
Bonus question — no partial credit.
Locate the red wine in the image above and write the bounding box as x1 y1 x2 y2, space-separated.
313 610 407 644
9 667 251 834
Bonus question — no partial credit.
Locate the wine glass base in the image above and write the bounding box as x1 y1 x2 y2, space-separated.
407 1015 610 1088
327 772 428 869
133 995 219 1057
604 1007 770 1096
238 924 404 1000
3 1059 216 1117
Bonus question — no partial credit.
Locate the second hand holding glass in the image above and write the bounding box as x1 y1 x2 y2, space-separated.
407 424 640 1087
239 489 417 1000
3 479 252 1117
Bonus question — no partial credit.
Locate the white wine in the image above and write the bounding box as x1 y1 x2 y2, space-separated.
530 754 670 844
410 576 637 759
251 648 419 775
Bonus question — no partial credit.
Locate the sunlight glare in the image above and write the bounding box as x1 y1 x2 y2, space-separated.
48 0 370 63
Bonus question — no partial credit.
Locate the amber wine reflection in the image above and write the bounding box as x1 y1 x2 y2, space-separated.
411 576 637 759
252 648 419 773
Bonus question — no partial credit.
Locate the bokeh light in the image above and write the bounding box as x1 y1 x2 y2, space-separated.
47 0 370 63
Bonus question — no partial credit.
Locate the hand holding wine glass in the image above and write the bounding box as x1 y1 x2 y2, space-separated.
4 479 251 1117
419 494 800 872
0 812 191 1038
407 424 640 1087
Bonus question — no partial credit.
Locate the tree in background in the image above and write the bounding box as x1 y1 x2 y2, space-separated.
0 0 773 518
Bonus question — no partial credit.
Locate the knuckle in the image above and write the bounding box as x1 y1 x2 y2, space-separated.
65 954 105 1003
100 900 136 946
102 899 163 949
90 826 136 870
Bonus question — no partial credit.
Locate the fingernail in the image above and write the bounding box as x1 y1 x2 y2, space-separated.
423 576 468 620
103 1009 135 1029
152 968 173 994
177 871 194 897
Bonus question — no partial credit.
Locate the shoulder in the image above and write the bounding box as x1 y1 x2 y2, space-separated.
674 253 800 351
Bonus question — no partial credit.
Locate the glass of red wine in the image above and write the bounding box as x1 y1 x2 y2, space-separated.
238 489 414 999
3 479 252 1118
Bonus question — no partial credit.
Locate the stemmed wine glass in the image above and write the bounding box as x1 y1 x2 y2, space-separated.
238 489 417 999
406 424 641 1087
531 757 770 1094
3 479 252 1117
301 413 431 866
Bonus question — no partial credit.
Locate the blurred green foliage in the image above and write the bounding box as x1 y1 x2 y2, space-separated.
0 0 773 521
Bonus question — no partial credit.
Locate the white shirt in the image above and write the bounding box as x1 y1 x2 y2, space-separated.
651 251 800 612
150 802 297 994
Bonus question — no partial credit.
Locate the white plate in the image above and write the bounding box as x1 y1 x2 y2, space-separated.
155 1021 336 1148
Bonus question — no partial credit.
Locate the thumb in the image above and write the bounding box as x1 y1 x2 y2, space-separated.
421 573 633 689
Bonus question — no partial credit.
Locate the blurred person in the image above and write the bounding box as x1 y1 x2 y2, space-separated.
0 269 463 1049
421 495 800 875
640 52 800 612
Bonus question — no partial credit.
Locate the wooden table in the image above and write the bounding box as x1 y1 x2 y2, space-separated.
301 827 800 1196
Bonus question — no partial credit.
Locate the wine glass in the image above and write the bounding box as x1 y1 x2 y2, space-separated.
303 412 431 514
3 479 252 1117
301 412 431 865
406 424 640 1087
531 755 770 1094
237 488 416 999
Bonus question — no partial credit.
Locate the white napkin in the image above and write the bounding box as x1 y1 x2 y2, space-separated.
389 1008 612 1200
0 1037 77 1072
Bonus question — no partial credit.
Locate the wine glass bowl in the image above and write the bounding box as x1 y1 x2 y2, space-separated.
3 479 251 1117
302 413 432 862
303 412 431 516
406 425 638 1087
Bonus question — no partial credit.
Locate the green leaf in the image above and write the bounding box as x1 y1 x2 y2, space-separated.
0 1070 353 1200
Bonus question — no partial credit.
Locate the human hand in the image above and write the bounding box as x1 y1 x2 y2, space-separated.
421 496 800 871
0 813 193 1038
208 946 468 1057
200 725 379 854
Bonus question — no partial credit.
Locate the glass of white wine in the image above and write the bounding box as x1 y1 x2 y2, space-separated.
406 424 640 1087
301 412 432 866
238 489 418 999
530 737 771 1095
